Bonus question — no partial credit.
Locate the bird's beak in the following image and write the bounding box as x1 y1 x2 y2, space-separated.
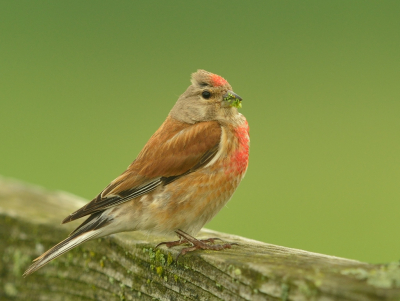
223 90 243 108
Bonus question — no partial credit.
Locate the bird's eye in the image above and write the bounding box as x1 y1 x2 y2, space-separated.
202 90 211 99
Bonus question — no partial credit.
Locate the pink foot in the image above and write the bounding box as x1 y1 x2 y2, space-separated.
156 229 238 257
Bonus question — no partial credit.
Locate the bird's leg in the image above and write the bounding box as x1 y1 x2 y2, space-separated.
155 232 189 248
174 229 238 257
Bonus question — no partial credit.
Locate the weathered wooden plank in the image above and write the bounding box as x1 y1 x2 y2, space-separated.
1 176 400 300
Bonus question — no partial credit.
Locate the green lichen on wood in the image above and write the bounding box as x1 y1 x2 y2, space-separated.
341 262 400 289
155 266 163 277
167 252 173 266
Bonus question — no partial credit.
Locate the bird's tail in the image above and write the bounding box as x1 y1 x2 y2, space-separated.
23 211 112 277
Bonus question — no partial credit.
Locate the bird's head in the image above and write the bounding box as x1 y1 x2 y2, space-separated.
170 70 243 124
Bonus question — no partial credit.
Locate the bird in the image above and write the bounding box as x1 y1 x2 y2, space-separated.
23 69 249 276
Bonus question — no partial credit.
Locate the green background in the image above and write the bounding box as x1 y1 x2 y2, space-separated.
1 1 399 264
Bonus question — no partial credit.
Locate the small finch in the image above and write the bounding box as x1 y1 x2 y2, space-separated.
23 70 249 276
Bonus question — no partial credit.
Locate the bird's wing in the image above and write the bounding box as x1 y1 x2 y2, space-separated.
62 117 222 224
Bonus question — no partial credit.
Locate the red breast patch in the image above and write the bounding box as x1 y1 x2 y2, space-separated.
228 121 250 175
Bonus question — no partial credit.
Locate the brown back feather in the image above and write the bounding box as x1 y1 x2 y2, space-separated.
62 116 221 224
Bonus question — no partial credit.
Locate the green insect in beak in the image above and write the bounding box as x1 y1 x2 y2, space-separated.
223 90 243 108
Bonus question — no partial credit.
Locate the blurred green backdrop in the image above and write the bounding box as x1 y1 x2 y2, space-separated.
1 1 399 264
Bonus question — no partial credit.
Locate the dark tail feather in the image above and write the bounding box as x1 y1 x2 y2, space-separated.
23 230 98 277
23 212 112 277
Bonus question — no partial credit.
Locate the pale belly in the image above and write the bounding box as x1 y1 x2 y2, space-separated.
128 162 245 236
